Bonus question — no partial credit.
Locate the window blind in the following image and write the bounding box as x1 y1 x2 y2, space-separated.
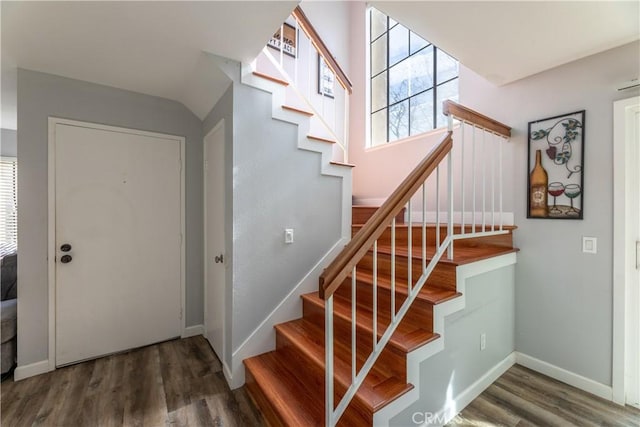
0 157 17 244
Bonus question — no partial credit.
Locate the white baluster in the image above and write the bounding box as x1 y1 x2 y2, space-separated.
422 183 426 273
325 295 334 427
436 166 440 250
391 218 396 321
407 200 412 293
461 121 466 234
491 132 496 231
351 265 356 383
499 135 504 230
373 240 378 344
482 129 486 232
448 150 454 260
472 125 477 233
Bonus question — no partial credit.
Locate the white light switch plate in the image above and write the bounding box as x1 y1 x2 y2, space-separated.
582 236 597 254
285 228 294 244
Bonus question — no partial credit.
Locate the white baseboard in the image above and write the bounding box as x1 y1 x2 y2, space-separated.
182 324 204 338
14 359 51 381
515 352 613 402
435 352 517 426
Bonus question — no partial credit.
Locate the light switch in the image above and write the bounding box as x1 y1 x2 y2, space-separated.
582 236 597 254
285 228 294 244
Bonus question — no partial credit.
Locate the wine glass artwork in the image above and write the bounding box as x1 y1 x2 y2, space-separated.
564 184 581 215
548 182 564 214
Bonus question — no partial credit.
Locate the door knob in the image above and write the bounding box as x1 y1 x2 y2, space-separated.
214 254 224 263
60 243 72 252
60 255 73 264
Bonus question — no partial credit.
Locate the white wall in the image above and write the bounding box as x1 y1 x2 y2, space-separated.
1 128 17 157
347 5 640 388
16 69 204 368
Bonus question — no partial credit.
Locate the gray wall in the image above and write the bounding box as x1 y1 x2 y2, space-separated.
17 69 204 367
391 265 516 425
230 81 343 352
1 128 17 157
460 41 640 386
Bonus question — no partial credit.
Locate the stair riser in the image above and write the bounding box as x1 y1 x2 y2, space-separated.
352 207 405 226
352 225 513 249
358 252 457 291
334 279 434 332
302 297 408 382
275 331 375 424
245 369 287 427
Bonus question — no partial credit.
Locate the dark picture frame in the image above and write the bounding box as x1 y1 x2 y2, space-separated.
527 110 585 219
267 23 297 58
318 54 335 98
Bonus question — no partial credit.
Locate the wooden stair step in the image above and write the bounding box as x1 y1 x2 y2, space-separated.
245 351 323 426
352 206 405 226
302 292 439 353
252 71 289 86
307 134 337 144
276 319 413 412
375 243 519 266
348 270 461 305
330 161 356 168
282 105 314 116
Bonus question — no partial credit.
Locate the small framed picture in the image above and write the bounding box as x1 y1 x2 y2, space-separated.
318 54 335 98
267 23 297 57
527 110 585 219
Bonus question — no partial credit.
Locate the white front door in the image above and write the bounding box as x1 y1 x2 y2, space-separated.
630 102 640 408
204 122 226 361
53 121 183 366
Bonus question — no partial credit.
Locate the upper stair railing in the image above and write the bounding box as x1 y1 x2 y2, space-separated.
319 101 511 425
255 6 352 162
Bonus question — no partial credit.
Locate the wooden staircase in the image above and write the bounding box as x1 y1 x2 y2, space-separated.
244 206 518 426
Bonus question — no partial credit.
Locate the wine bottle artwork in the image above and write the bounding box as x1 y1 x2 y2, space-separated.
528 111 585 220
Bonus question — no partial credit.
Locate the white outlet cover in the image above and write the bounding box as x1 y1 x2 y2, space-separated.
582 236 597 254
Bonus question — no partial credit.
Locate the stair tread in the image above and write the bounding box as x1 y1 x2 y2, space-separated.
276 319 413 412
373 243 518 266
351 270 461 305
302 293 439 353
282 105 314 116
330 161 356 168
352 223 518 231
252 71 289 86
245 351 323 425
307 134 337 144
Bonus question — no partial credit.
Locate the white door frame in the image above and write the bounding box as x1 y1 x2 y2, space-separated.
47 117 186 370
612 96 640 405
203 120 226 364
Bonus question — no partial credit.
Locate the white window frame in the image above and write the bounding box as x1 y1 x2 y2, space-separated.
0 156 18 245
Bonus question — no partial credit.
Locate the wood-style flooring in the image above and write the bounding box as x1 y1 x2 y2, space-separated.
448 364 640 427
0 336 264 427
3 338 639 426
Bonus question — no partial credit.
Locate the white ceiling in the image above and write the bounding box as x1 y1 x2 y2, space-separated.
372 1 640 86
2 1 639 130
1 1 297 129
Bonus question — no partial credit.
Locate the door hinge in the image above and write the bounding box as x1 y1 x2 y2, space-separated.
636 241 639 270
179 308 183 320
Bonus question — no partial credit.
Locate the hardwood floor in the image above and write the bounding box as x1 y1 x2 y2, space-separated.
448 364 640 427
3 340 639 427
0 336 264 427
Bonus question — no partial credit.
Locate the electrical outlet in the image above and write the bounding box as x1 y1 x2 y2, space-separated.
285 228 294 244
480 333 486 351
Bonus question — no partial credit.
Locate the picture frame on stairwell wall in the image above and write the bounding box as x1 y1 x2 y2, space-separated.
267 22 297 58
318 53 335 98
527 110 585 220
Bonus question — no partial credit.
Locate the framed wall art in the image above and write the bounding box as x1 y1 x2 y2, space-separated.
318 54 335 98
527 110 585 219
267 23 297 57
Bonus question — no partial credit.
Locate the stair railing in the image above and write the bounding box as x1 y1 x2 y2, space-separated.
257 6 352 162
319 101 511 425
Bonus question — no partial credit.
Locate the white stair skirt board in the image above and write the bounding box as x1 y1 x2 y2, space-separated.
182 324 205 339
14 359 52 381
515 352 614 402
226 237 349 390
373 252 518 425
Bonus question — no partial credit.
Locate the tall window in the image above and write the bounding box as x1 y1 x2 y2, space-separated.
0 157 17 245
369 7 459 147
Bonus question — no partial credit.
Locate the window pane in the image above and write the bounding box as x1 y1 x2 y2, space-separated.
370 8 387 40
371 109 388 146
408 48 433 96
389 62 409 104
410 31 429 55
371 72 387 112
436 78 459 128
437 49 458 84
371 36 387 76
389 100 409 141
388 24 409 66
389 17 398 28
410 90 434 135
